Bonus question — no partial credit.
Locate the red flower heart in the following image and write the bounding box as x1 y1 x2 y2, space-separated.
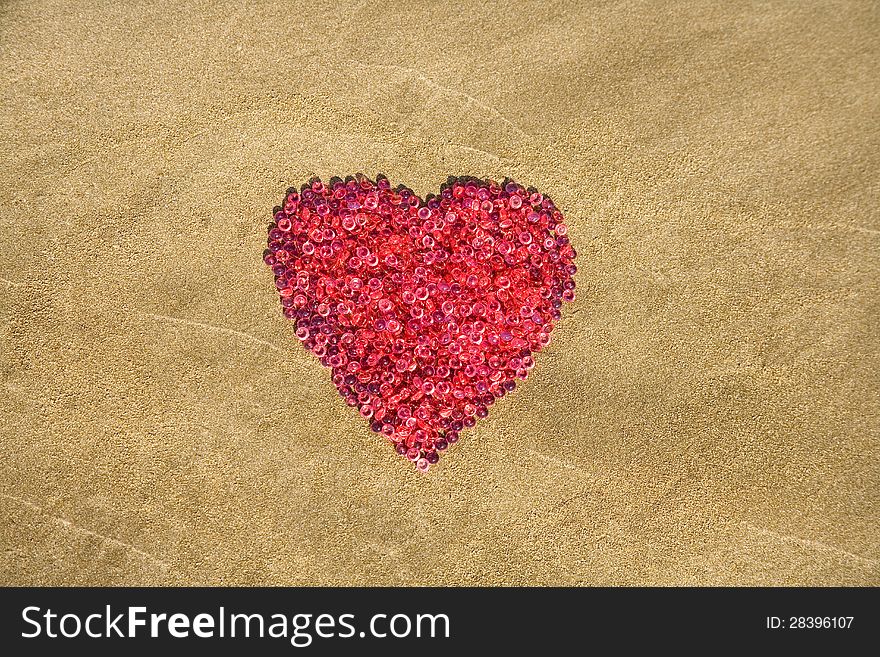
264 175 576 471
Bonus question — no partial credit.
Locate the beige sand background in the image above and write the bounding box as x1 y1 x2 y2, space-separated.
1 0 878 586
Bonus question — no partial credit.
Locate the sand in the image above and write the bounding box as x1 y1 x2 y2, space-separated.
1 0 878 586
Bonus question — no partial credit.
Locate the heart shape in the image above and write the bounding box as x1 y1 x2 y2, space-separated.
264 175 577 471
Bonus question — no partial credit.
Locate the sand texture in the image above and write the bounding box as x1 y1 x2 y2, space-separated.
1 0 878 586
